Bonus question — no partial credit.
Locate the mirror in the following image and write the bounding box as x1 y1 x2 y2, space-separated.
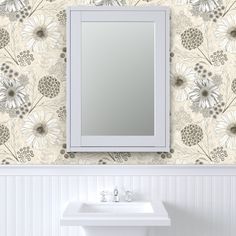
67 7 170 152
81 22 154 136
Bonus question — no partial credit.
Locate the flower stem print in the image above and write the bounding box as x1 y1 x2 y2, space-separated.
4 143 18 161
223 0 236 16
181 124 212 162
28 0 45 17
197 143 212 161
29 95 44 113
197 47 212 65
0 28 19 65
0 125 19 162
223 96 236 113
223 79 236 113
134 0 141 6
4 48 19 65
29 76 60 114
181 28 212 65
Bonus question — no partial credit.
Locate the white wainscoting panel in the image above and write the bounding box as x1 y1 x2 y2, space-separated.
0 166 235 236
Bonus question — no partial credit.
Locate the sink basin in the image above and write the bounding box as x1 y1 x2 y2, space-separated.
61 201 170 227
79 202 154 214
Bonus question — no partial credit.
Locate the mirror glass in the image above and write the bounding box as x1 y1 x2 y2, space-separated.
81 22 155 136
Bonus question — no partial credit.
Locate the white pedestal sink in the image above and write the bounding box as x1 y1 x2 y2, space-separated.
61 201 170 236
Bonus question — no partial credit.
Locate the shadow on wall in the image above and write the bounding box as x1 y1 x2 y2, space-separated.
149 203 225 236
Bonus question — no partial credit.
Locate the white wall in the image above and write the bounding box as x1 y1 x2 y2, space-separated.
0 166 235 236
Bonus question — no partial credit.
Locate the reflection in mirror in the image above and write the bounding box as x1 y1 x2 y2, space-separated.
81 22 154 136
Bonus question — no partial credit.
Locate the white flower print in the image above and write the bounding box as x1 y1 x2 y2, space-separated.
189 79 220 109
21 15 61 52
216 111 236 149
215 15 236 52
171 63 196 101
191 0 221 12
22 111 61 149
0 75 26 109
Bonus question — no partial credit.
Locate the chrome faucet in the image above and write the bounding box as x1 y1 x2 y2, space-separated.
113 188 119 202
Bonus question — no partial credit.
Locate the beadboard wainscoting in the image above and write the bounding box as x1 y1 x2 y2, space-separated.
0 166 236 236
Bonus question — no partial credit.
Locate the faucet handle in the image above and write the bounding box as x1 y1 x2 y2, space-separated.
125 190 133 202
100 191 108 202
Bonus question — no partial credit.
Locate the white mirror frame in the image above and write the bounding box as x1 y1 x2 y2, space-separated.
67 6 170 152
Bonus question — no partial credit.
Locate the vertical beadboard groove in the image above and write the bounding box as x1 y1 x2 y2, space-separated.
211 176 217 236
67 176 75 236
132 175 140 200
58 176 62 236
141 176 150 201
7 176 16 236
60 176 69 236
32 176 41 236
15 176 24 236
24 176 29 236
52 176 58 236
0 176 7 236
202 176 209 236
0 170 236 236
226 176 231 236
42 176 48 236
123 176 132 193
230 176 234 236
232 176 236 236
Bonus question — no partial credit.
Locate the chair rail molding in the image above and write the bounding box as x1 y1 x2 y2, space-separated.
0 165 236 176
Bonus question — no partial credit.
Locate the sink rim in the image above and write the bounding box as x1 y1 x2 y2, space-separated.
61 201 171 227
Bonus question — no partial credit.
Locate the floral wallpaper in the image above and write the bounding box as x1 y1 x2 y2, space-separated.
0 0 236 165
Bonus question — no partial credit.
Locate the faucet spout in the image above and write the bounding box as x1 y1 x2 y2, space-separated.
113 188 119 202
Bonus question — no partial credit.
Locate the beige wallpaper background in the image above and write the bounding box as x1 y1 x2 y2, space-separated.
0 0 236 165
